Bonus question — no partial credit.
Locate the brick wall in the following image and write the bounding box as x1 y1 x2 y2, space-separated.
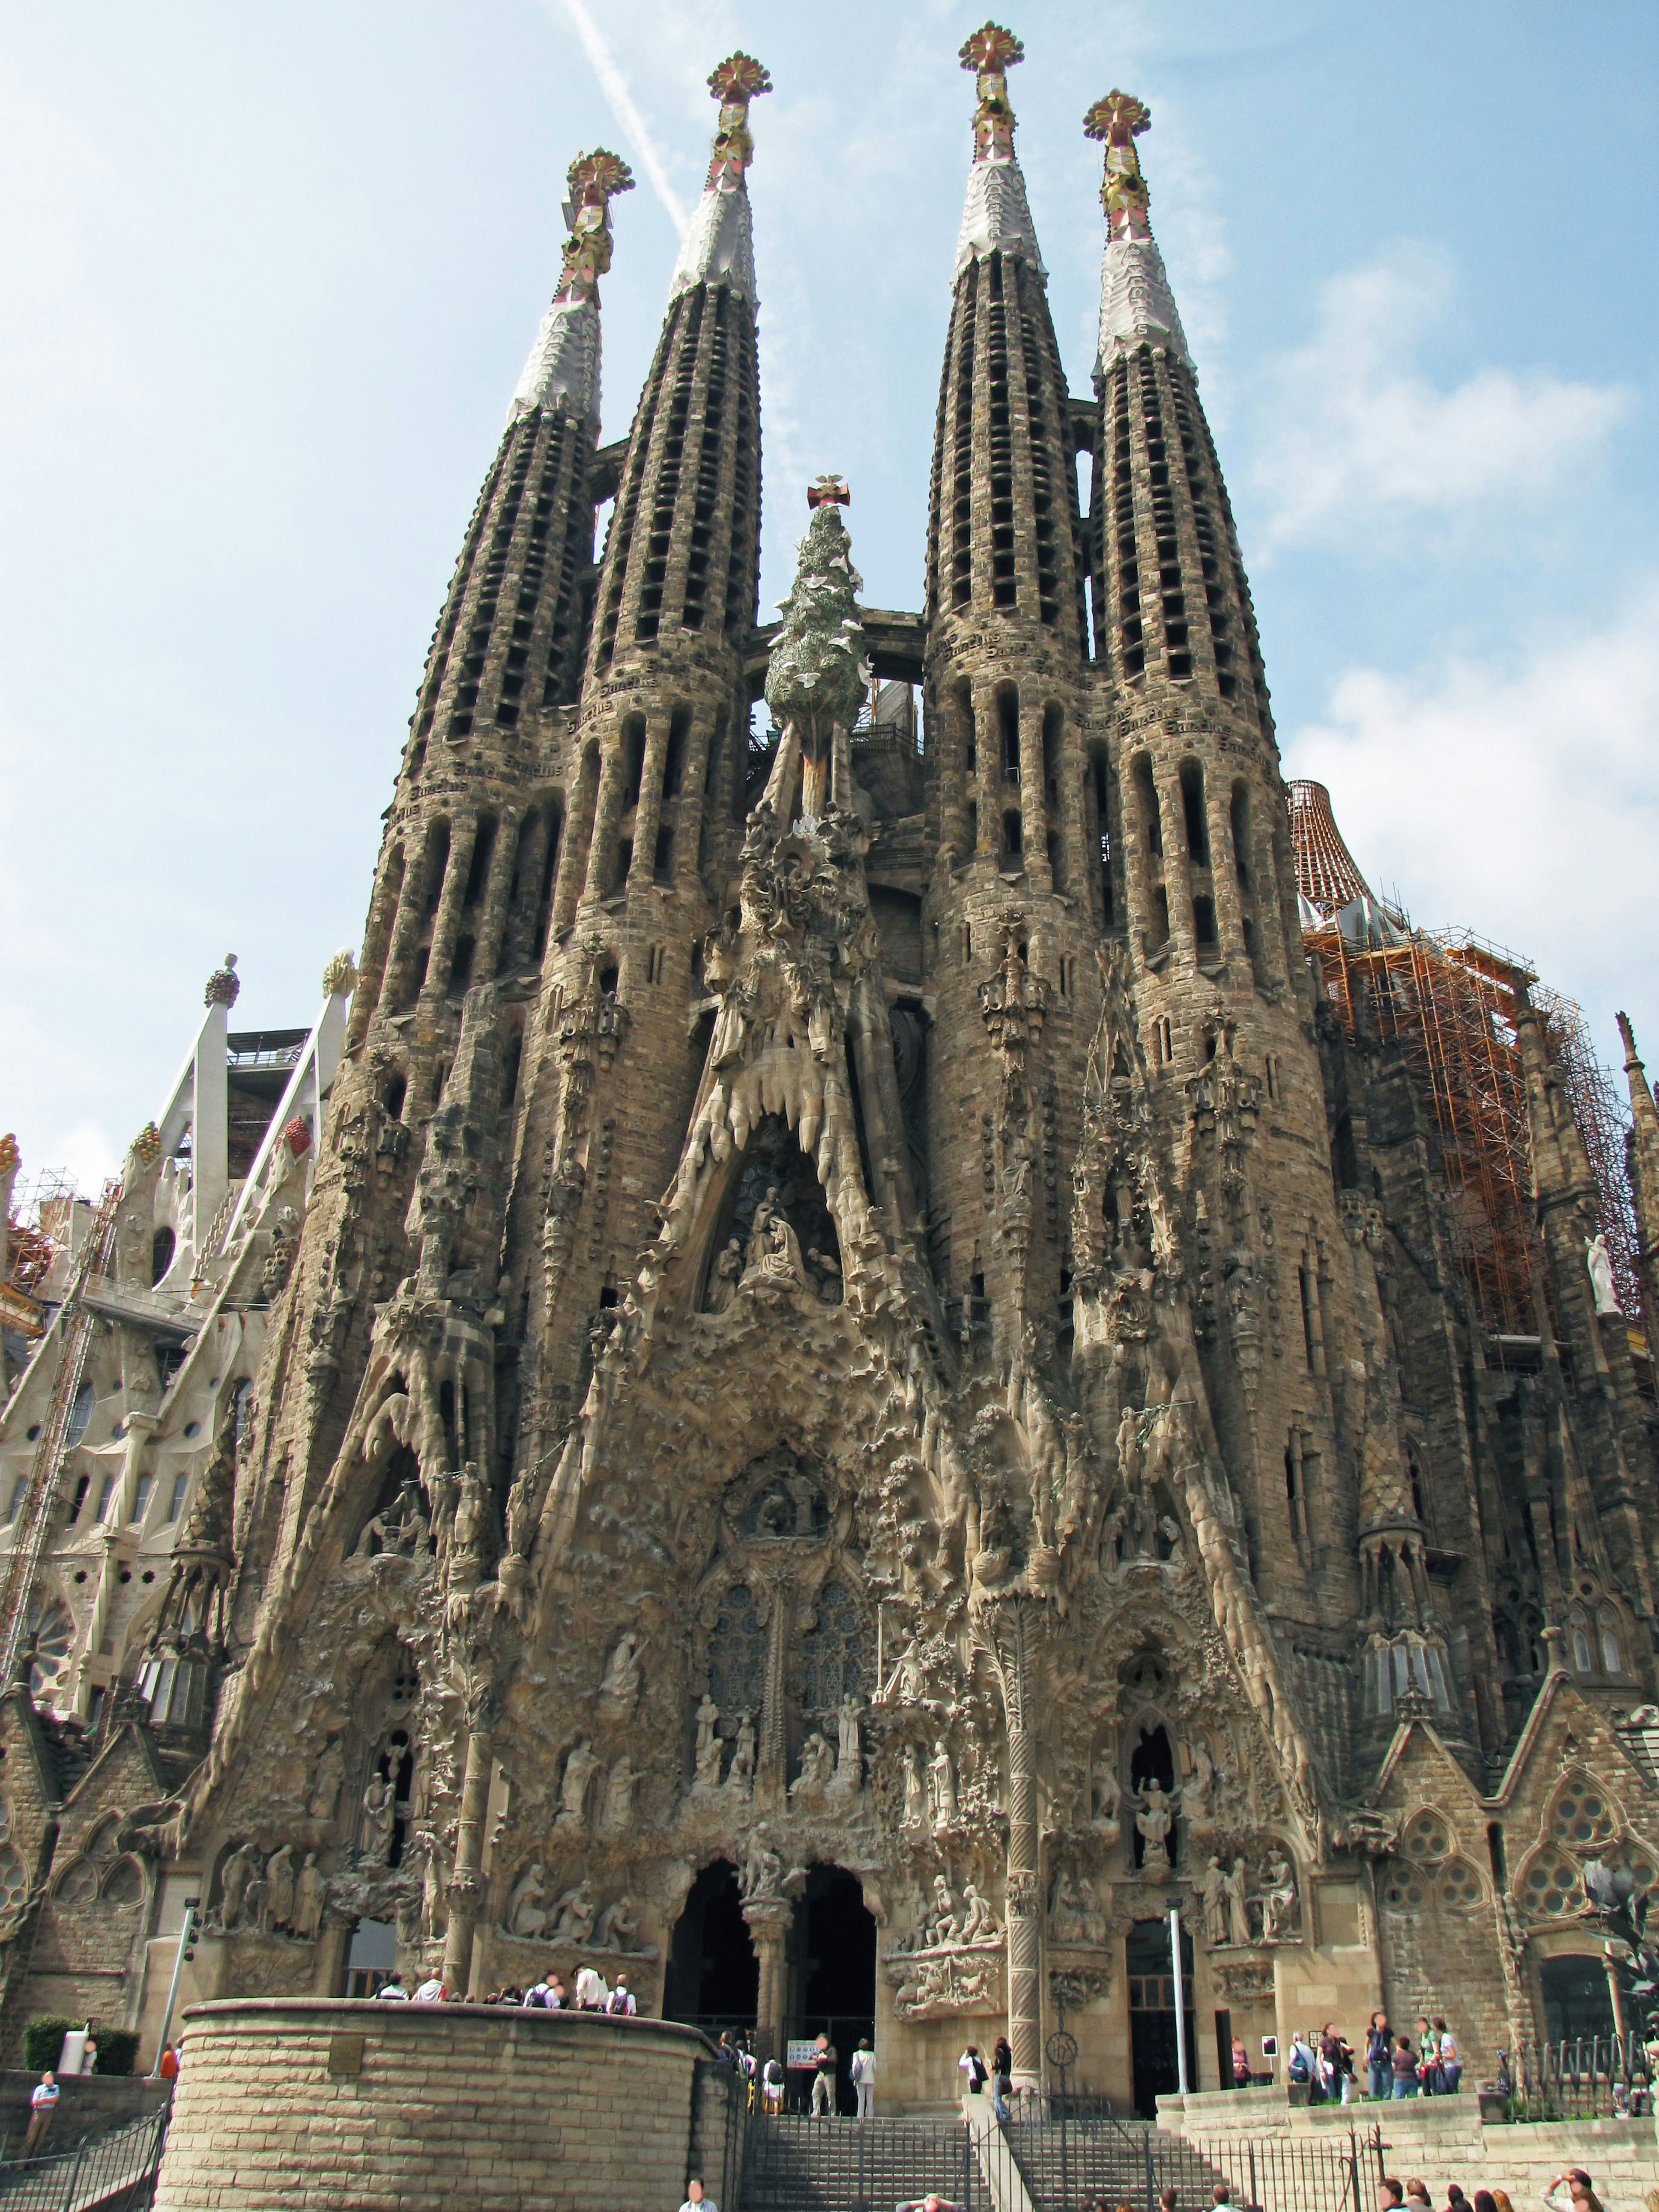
153 1999 730 2212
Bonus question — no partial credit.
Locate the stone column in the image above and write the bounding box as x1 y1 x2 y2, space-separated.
1206 785 1247 967
974 680 999 855
474 804 521 985
581 734 632 906
424 820 478 1000
629 711 673 888
312 1909 352 1996
986 1598 1042 2090
550 745 601 942
441 1719 496 1995
1017 696 1049 889
743 1900 792 2066
380 833 439 1014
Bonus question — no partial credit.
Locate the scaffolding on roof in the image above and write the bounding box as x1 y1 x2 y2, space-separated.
1292 786 1640 1341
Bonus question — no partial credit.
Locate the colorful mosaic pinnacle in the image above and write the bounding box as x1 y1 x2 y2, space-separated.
1085 90 1154 238
703 51 771 191
553 149 634 307
961 22 1024 161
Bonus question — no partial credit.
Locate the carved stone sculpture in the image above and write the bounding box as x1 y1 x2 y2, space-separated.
600 1756 639 1834
306 1739 344 1824
550 1877 598 1943
900 1744 926 1828
1225 1856 1254 1947
264 1845 296 1932
1136 1779 1173 1875
557 1740 600 1827
1261 1854 1300 1942
691 1695 722 1791
1199 1856 1228 1948
1586 1233 1623 1317
790 1732 834 1806
726 1714 755 1797
930 1741 957 1831
598 1633 642 1720
506 1862 550 1938
359 1775 397 1868
292 1852 324 1941
831 1696 862 1792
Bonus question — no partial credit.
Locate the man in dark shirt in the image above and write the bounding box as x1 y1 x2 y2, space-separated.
811 2033 838 2116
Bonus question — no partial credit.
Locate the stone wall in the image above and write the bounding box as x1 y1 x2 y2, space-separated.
152 1999 735 2212
1159 2086 1659 2212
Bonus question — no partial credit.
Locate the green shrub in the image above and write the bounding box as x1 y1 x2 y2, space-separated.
22 2016 79 2072
92 2030 139 2078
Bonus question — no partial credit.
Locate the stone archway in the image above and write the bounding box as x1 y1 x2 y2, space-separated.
788 1866 877 2115
662 1859 758 2036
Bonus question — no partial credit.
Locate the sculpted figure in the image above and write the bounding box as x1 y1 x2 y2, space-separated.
930 1741 957 1831
359 1774 397 1867
883 1635 926 1705
598 1633 642 1719
958 1879 996 1943
790 1732 834 1805
1200 1856 1228 1948
1092 1751 1122 1829
292 1852 324 1941
692 1696 722 1790
927 1872 960 1947
218 1841 256 1932
243 1867 269 1934
1225 1856 1253 1947
706 1239 744 1314
1050 1868 1089 1945
557 1740 600 1827
740 1833 786 1904
307 1738 344 1823
550 1876 598 1943
601 1756 639 1834
1135 1779 1173 1875
264 1845 296 1932
507 1862 550 1939
1179 1736 1214 1827
593 1894 642 1952
1586 1233 1622 1316
900 1743 926 1828
418 1833 448 1943
1262 1854 1300 1942
726 1713 756 1796
832 1696 862 1792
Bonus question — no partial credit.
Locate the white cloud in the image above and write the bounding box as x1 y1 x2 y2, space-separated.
1283 580 1659 1079
1253 244 1629 551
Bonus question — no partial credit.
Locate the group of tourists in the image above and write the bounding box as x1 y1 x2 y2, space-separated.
1377 2171 1605 2212
1266 2011 1463 2101
712 2028 875 2116
372 1964 637 2013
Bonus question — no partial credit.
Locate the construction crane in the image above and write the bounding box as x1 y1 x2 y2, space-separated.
0 1180 122 1689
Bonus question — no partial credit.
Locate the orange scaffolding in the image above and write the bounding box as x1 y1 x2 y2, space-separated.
1290 782 1640 1338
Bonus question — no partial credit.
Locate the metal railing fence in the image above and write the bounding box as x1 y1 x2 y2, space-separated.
1497 2034 1655 2122
0 2104 169 2211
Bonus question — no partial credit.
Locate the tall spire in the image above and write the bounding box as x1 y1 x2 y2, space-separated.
670 53 772 303
953 24 1046 282
509 149 635 429
1085 91 1189 374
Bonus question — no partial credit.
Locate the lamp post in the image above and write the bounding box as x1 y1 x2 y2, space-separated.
1168 1896 1189 2097
149 1896 199 2078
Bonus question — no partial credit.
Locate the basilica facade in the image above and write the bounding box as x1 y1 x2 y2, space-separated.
3 24 1657 2118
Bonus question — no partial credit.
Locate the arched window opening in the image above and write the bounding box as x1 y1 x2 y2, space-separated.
957 680 976 775
448 935 475 994
966 798 979 849
1042 702 1064 807
462 815 496 908
501 1029 524 1111
1570 1615 1593 1673
1003 810 1023 859
421 823 451 918
1132 754 1162 858
150 1228 175 1287
1150 885 1170 950
1192 896 1217 948
533 807 562 957
66 1382 95 1451
382 1072 407 1122
998 689 1020 784
1229 782 1251 887
664 706 691 798
654 825 674 882
1179 760 1208 864
1599 1609 1622 1674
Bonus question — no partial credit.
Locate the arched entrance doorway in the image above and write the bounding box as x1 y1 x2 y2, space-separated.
663 1859 759 2038
788 1866 877 2115
1126 1918 1196 2119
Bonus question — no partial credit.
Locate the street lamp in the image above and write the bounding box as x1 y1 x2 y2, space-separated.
1167 1894 1189 2098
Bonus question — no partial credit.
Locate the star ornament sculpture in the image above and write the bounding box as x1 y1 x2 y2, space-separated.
709 52 772 105
959 22 1025 75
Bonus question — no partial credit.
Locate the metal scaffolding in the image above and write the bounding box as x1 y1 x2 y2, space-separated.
1290 782 1640 1340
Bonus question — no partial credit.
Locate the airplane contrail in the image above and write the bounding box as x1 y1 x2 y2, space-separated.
556 0 690 234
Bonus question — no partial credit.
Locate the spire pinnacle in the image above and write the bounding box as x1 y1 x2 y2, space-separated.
952 22 1046 284
1085 91 1189 374
669 52 772 305
508 147 634 429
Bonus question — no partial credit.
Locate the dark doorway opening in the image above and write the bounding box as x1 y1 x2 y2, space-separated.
790 1866 876 2115
1127 1917 1196 2119
663 1859 758 2037
1540 1953 1615 2043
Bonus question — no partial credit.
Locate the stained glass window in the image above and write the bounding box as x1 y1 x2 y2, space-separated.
799 1579 866 1713
708 1585 768 1716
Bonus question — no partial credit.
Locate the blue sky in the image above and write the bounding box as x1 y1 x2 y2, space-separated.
2 0 1655 1189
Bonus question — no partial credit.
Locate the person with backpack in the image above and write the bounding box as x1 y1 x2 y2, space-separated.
991 2036 1013 2123
1433 2018 1460 2093
1365 2012 1392 2101
958 2044 988 2099
605 1976 636 2016
760 2053 784 2114
849 2038 876 2120
522 1969 555 2009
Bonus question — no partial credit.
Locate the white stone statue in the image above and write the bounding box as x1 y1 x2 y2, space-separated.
900 1743 926 1828
726 1713 755 1797
1092 1751 1122 1831
1135 1779 1173 1875
557 1740 600 1827
693 1696 723 1790
958 1878 996 1943
1262 1854 1300 1942
600 1756 639 1834
550 1876 598 1943
1586 1233 1623 1317
926 1872 960 1947
218 1840 257 1931
790 1731 834 1805
1179 1735 1214 1829
832 1696 862 1792
1225 1856 1253 1947
930 1741 957 1831
882 1634 926 1706
292 1852 324 1942
1199 1856 1228 1948
359 1773 397 1867
506 1862 550 1938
